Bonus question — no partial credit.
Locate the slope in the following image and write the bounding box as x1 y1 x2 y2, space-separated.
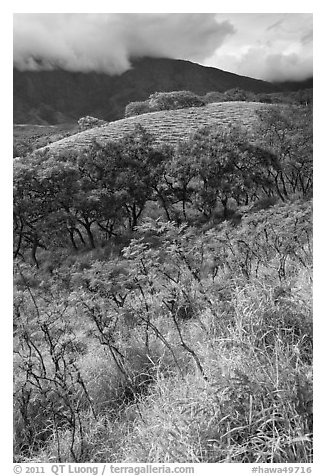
36 101 272 156
14 57 280 124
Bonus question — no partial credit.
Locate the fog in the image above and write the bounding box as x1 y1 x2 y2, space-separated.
13 13 313 81
13 14 235 75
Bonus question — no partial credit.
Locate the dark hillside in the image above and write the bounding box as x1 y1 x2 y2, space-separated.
274 77 313 91
14 57 281 124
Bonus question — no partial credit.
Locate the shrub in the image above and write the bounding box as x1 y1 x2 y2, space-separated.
13 139 33 158
125 101 152 118
148 91 205 111
223 88 256 102
78 116 107 131
202 91 226 104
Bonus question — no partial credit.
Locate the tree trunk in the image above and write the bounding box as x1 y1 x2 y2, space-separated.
68 228 78 251
81 221 96 249
130 202 143 230
279 172 289 198
132 203 138 230
221 196 228 220
86 227 96 249
31 236 39 268
273 174 285 202
74 227 86 246
14 228 23 259
154 187 171 221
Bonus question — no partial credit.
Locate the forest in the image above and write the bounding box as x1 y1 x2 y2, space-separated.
13 102 313 463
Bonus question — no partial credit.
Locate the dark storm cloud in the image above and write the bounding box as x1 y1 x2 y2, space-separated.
13 13 235 74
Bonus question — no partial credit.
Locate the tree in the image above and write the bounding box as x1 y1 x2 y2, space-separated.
77 126 169 231
223 88 256 102
125 101 151 118
203 91 226 104
255 105 313 199
115 126 168 229
78 116 107 131
176 126 262 219
148 91 205 111
163 140 198 221
13 153 75 264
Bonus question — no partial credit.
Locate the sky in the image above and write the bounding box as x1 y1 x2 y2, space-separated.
13 13 313 82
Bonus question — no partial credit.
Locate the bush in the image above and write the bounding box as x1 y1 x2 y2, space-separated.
148 91 205 111
125 101 152 118
223 88 256 102
125 91 206 118
13 139 33 158
202 91 226 104
78 116 107 131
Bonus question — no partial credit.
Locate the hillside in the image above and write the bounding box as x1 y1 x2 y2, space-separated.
13 123 78 157
274 77 313 91
36 101 271 156
14 57 281 124
14 97 313 463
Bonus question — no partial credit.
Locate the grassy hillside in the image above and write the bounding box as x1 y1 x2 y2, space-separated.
36 102 271 156
13 123 77 157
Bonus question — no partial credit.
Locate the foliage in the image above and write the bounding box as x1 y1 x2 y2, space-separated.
125 101 152 118
13 202 313 462
14 105 313 265
148 91 205 111
13 100 313 463
254 106 313 200
202 91 226 103
78 116 107 131
223 88 256 102
125 91 205 117
13 139 33 158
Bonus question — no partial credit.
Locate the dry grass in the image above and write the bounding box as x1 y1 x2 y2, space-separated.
14 248 312 463
36 102 273 156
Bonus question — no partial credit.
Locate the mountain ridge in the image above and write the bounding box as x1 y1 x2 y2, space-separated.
14 57 289 125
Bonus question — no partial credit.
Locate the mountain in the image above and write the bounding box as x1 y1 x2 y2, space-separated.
273 77 313 92
14 57 283 125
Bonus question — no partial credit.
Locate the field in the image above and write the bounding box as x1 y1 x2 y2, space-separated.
35 102 271 155
13 123 78 157
13 100 313 464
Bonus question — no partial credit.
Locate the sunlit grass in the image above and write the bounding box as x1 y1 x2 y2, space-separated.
37 102 273 155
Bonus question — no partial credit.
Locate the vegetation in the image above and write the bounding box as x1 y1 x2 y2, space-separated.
125 91 205 118
78 116 108 132
34 102 278 156
13 124 78 158
13 101 313 463
125 101 152 118
14 57 280 124
125 88 313 118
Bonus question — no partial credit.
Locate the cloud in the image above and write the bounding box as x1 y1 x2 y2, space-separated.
301 29 313 46
204 13 313 81
232 47 313 82
13 13 313 81
266 19 284 32
13 13 235 75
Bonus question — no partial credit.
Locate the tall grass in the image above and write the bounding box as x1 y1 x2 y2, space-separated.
114 269 312 463
13 202 313 463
